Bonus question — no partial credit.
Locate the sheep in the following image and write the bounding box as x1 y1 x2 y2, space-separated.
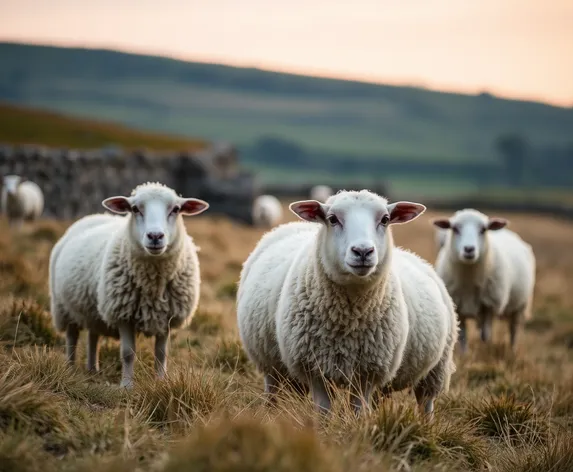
432 209 536 353
1 175 44 227
435 227 448 251
49 182 209 388
237 190 458 417
310 185 333 203
252 194 283 228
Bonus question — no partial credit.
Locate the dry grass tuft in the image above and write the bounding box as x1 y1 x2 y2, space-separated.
132 365 230 432
163 414 339 472
467 394 549 445
0 298 61 348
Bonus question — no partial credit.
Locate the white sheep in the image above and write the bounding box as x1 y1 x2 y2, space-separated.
432 209 536 353
310 185 333 203
1 175 44 227
435 227 448 251
237 190 458 416
49 182 209 387
252 194 283 228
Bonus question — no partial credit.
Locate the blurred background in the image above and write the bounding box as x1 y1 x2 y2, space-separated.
1 0 572 221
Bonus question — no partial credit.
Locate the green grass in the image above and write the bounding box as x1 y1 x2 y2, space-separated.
0 102 206 151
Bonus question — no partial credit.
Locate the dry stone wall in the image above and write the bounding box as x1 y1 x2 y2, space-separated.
0 144 256 224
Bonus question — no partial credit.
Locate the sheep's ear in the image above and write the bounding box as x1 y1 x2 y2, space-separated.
289 200 327 223
180 198 209 216
387 201 426 225
102 196 131 215
487 217 507 231
431 218 451 229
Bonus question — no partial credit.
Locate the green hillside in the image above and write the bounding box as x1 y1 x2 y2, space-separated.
0 41 572 191
0 102 206 151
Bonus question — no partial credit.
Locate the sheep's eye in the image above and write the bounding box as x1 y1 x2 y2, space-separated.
327 214 339 226
171 205 181 215
131 205 140 214
479 226 486 234
380 214 390 226
452 226 460 234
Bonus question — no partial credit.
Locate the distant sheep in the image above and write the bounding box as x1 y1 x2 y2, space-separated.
433 209 536 353
435 227 448 251
237 190 458 417
1 175 44 227
49 182 209 387
252 195 283 228
310 185 333 202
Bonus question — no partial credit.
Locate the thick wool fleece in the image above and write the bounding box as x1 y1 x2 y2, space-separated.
436 228 535 321
238 218 457 398
50 213 200 338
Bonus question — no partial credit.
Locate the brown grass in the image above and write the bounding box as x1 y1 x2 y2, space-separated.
0 205 572 471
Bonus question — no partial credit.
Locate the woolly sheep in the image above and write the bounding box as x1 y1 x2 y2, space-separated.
252 194 283 228
237 190 458 416
435 227 447 251
1 175 44 227
310 185 333 203
49 182 209 388
432 209 536 353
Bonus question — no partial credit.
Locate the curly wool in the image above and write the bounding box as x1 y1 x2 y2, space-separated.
98 231 200 336
50 197 200 338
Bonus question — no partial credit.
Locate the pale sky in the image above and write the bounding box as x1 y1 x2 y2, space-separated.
1 0 572 106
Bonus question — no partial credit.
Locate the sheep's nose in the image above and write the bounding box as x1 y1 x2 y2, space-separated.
147 232 165 243
463 245 475 254
351 246 375 260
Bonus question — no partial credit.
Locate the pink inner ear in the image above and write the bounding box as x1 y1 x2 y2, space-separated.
390 203 425 224
104 197 130 213
181 199 208 215
291 201 324 221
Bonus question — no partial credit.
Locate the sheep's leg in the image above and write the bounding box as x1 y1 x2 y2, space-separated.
480 313 493 343
458 317 468 353
118 323 136 389
154 333 168 379
65 324 80 365
310 376 331 414
509 312 520 352
87 331 100 372
263 373 281 404
349 376 373 415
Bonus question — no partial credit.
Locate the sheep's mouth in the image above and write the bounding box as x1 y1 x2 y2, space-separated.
145 245 166 255
347 263 375 276
460 254 478 263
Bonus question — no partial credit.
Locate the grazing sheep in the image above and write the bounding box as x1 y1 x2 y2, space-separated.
49 182 209 388
310 185 333 203
1 175 44 227
252 194 283 228
432 209 536 353
237 190 458 416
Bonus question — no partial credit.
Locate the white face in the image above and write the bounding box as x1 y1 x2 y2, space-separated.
3 175 22 195
102 188 209 256
433 211 507 264
290 192 426 284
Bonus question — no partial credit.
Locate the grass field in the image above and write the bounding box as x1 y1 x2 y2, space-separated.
1 206 573 471
0 103 206 151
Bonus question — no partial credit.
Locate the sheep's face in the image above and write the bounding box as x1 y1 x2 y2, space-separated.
102 186 209 257
3 175 22 195
432 210 507 264
290 191 426 284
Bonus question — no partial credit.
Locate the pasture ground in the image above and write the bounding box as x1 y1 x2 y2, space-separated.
1 205 573 471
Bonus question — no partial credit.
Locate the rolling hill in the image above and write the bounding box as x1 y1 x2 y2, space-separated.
0 41 572 189
0 102 205 151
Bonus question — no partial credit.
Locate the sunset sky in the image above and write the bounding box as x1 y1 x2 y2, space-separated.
1 0 572 106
